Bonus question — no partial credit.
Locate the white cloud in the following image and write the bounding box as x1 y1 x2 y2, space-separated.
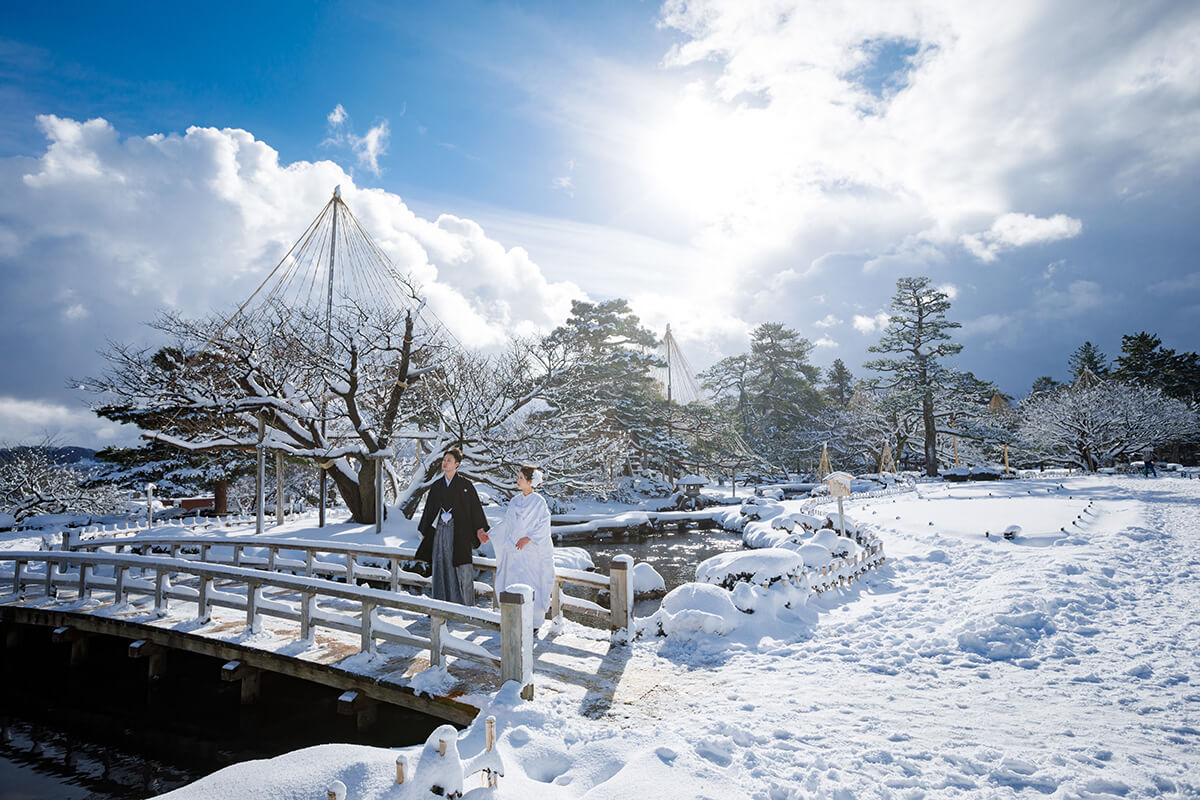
962 313 1012 336
3 115 583 358
852 312 891 334
961 213 1083 262
322 106 391 176
813 314 842 328
937 283 959 300
62 303 88 321
352 120 390 176
814 336 838 348
629 1 1197 280
1148 271 1200 294
0 395 137 448
1035 280 1108 318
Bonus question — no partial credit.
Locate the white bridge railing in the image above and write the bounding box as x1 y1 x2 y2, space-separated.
62 534 634 632
1 549 538 698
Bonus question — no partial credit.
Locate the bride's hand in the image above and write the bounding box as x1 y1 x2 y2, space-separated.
515 536 532 550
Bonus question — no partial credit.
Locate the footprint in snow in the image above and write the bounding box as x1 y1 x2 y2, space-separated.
695 738 734 767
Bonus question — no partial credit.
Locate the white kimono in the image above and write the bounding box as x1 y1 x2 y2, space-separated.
494 491 555 622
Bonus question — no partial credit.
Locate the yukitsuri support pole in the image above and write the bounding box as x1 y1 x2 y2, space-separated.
609 555 634 632
499 585 533 700
256 414 266 535
146 483 155 529
375 454 385 535
276 452 285 526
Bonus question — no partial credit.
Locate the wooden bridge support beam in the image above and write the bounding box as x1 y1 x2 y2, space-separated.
128 639 167 681
338 689 378 731
51 625 90 666
221 660 261 705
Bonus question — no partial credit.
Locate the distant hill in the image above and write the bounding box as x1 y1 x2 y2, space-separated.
0 445 96 465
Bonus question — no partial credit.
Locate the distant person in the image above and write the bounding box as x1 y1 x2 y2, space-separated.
480 466 555 632
1145 459 1157 478
416 448 489 606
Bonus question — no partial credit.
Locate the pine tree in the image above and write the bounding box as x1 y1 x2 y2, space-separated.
864 277 963 477
700 323 822 474
1068 341 1108 380
825 358 854 406
1030 376 1061 395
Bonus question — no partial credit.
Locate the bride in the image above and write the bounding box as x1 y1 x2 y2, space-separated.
483 465 555 630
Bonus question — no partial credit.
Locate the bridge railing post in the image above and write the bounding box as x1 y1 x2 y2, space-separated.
429 615 444 667
361 601 376 653
499 585 533 700
608 555 633 632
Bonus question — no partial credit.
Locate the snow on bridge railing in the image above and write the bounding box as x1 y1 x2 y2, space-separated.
0 549 535 699
62 533 635 633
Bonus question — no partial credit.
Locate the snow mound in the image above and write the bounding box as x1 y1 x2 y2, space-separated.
792 542 833 568
956 600 1058 661
0 513 15 531
633 562 666 595
554 547 594 571
695 548 805 590
658 583 742 637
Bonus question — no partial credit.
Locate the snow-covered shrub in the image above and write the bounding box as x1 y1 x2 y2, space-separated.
792 542 833 568
657 583 741 637
695 549 805 591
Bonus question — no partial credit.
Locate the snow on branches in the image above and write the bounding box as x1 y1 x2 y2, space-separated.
1019 379 1199 471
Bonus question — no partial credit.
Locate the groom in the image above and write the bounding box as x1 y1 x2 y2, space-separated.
416 447 489 605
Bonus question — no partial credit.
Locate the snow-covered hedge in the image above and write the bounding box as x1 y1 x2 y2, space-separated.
695 549 805 591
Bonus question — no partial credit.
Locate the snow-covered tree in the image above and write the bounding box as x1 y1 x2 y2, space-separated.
701 323 823 474
1019 380 1199 471
864 277 964 477
1 442 124 522
81 297 434 524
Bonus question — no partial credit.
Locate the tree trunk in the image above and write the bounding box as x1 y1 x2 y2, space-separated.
214 479 228 515
326 461 368 524
922 392 938 477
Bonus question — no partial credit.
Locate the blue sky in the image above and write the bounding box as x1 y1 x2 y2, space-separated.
2 0 1199 447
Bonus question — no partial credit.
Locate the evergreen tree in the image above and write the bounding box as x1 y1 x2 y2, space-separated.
864 277 963 477
1112 332 1200 403
700 322 822 474
1030 376 1061 395
1068 341 1108 380
825 358 854 406
541 299 671 478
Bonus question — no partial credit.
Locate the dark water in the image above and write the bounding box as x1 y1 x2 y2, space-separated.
0 625 446 799
570 525 746 616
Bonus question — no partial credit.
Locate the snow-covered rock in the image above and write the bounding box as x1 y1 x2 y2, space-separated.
632 562 666 596
553 547 594 572
695 549 805 590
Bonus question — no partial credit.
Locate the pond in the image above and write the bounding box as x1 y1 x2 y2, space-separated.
569 524 746 616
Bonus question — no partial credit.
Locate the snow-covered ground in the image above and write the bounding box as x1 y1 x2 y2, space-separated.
7 475 1199 798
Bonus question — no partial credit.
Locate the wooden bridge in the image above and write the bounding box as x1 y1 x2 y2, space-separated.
0 534 636 727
